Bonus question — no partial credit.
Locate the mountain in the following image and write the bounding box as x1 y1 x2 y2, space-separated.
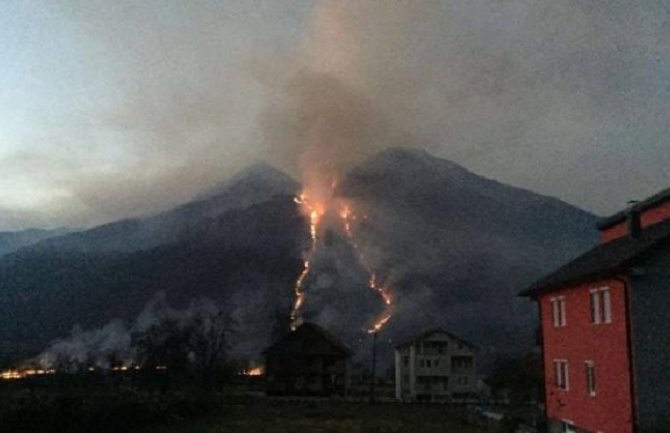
0 163 303 365
332 148 598 360
0 228 75 257
29 162 300 254
0 149 598 368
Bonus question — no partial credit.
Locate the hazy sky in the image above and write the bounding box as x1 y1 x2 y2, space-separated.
1 0 669 231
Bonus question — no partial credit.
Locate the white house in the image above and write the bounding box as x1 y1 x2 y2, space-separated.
395 329 478 402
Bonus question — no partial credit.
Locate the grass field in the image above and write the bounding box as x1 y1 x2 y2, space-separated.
143 400 499 433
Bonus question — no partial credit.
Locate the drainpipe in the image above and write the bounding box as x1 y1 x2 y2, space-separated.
613 275 638 433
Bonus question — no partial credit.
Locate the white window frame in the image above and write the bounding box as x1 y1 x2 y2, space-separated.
602 289 612 324
551 296 567 327
585 360 596 397
554 359 569 391
590 287 612 325
590 289 601 324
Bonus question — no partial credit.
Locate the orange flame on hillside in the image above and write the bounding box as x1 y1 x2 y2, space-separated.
338 202 394 333
290 185 394 334
290 192 326 330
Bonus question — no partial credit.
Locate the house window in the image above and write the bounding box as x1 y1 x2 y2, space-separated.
590 287 612 324
435 359 440 368
603 289 612 323
585 361 596 397
551 296 567 327
562 420 576 433
452 356 474 373
426 360 432 368
403 356 409 367
419 359 425 367
554 359 569 390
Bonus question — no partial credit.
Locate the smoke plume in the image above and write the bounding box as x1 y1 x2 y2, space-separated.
34 293 234 372
2 0 669 230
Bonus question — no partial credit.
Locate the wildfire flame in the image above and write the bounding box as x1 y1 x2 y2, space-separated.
0 368 55 380
290 193 325 330
241 366 264 376
290 187 394 334
367 314 392 334
338 201 394 333
0 365 168 380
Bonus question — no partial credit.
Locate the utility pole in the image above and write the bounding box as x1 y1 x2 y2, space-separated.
369 330 377 403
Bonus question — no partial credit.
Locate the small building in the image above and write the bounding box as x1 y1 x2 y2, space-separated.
263 322 351 396
395 328 478 402
520 187 670 433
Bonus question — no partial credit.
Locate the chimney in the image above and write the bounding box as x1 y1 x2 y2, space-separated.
626 200 641 239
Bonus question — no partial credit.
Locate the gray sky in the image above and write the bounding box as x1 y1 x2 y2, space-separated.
1 0 669 231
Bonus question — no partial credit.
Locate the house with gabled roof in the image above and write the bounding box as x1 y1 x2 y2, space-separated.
394 328 478 402
521 186 670 433
263 322 351 396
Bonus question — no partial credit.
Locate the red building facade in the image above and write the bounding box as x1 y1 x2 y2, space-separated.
522 187 670 433
599 192 670 243
539 277 634 433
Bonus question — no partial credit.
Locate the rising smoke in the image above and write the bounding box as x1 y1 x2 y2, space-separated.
34 293 234 372
3 0 669 231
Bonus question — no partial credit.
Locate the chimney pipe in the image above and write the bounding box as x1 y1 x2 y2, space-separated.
626 200 641 239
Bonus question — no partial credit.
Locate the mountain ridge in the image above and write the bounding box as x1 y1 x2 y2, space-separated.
0 148 598 368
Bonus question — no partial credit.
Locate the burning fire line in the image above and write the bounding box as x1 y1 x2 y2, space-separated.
0 365 169 380
290 192 394 334
290 194 324 331
338 203 394 333
0 368 55 380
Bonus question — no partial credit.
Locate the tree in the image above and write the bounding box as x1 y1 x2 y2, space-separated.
185 300 236 388
133 298 236 388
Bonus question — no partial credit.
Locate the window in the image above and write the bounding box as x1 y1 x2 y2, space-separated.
562 420 576 433
554 359 569 390
551 296 567 327
403 356 409 367
603 289 612 323
426 360 432 368
452 356 474 373
435 359 440 368
585 361 596 397
419 359 425 367
590 287 612 324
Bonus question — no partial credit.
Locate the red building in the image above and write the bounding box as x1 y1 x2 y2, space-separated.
521 187 670 433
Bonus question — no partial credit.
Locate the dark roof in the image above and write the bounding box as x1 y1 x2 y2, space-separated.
520 218 670 298
263 322 351 357
395 328 477 350
597 187 670 230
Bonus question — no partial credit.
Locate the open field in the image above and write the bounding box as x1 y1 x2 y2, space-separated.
140 400 500 433
0 376 531 433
